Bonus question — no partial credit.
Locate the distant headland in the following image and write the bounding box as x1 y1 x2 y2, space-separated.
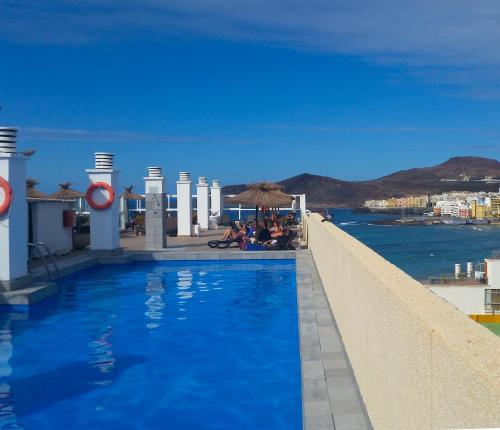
223 156 500 207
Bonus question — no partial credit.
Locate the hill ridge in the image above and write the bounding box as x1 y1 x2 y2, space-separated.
223 156 500 207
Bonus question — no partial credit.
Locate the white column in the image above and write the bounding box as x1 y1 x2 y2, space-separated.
210 179 222 218
176 172 192 236
0 127 29 286
196 177 209 230
144 167 165 194
144 167 167 249
119 195 127 230
85 152 120 251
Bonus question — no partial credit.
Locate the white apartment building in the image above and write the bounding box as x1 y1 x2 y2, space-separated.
435 200 459 217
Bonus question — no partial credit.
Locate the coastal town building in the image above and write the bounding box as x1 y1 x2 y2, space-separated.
491 196 500 216
365 189 500 220
365 195 428 209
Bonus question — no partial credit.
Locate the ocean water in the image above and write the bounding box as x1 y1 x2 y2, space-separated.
0 260 301 430
331 208 500 281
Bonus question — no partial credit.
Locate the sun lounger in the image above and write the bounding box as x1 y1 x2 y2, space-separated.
207 236 244 249
246 230 297 251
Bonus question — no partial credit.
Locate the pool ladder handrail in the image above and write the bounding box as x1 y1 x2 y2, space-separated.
27 242 60 281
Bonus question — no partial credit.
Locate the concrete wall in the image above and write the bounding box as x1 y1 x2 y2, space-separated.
305 213 500 430
429 286 487 315
486 259 500 289
31 201 73 255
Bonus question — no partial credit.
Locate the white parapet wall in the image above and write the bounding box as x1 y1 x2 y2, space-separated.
30 201 73 255
304 213 500 430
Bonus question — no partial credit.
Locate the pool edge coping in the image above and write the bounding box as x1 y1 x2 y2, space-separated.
31 250 297 282
2 250 297 308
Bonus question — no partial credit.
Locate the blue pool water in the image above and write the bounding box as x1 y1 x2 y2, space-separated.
0 260 301 430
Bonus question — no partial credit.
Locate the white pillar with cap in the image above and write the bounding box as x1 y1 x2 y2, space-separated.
196 177 209 230
144 167 165 194
0 127 30 287
144 167 167 249
85 152 120 251
210 179 222 221
176 172 192 236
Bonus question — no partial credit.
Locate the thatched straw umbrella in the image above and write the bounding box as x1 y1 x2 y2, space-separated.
26 178 50 199
226 182 294 225
121 185 144 200
51 182 85 200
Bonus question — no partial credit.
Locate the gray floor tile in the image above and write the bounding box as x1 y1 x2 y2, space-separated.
321 351 345 360
328 386 363 415
326 376 357 391
296 251 372 430
304 414 335 430
333 413 369 430
303 378 328 391
325 368 352 378
318 326 338 339
304 384 330 402
304 400 332 417
323 358 349 370
302 360 325 380
320 339 342 353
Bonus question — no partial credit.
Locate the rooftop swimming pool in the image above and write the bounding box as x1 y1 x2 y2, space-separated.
0 260 301 430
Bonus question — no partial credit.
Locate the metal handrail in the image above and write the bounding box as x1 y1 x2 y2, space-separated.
27 242 60 281
28 243 53 281
35 242 60 280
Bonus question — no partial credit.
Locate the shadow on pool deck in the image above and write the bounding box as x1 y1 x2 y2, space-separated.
121 229 245 251
6 355 146 417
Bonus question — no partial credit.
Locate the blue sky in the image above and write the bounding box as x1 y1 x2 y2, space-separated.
1 1 500 193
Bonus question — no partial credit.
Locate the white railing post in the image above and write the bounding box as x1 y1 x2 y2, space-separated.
196 177 210 230
176 172 192 236
301 194 307 220
210 179 222 221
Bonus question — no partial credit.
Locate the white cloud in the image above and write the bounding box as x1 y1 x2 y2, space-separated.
2 1 500 95
18 126 197 143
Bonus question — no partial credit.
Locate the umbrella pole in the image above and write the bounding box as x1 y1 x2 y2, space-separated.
255 205 259 227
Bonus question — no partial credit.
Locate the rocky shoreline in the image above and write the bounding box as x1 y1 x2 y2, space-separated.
370 218 499 226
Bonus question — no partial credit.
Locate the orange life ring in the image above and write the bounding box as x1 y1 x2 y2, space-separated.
86 182 115 210
0 176 12 216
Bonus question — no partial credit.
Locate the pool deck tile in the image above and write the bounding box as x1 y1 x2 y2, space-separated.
296 251 372 430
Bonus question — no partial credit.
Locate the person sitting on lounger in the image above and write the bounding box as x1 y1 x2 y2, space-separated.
269 221 284 238
221 222 249 241
257 223 272 243
209 222 251 249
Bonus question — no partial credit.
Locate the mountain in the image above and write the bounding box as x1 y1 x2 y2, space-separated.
223 156 500 207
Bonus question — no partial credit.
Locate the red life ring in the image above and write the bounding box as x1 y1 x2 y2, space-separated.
86 182 115 210
0 176 12 216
